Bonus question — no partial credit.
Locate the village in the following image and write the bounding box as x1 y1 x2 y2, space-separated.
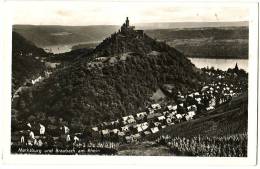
11 64 247 152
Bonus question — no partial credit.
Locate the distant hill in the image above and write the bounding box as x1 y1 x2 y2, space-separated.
13 25 120 47
135 21 248 30
70 26 248 59
145 27 248 59
12 31 46 93
13 20 203 129
13 22 248 47
14 22 248 59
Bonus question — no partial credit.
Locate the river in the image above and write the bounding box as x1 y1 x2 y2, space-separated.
188 58 248 72
42 44 249 72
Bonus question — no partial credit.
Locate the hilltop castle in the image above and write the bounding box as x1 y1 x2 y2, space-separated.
93 17 146 57
119 17 144 37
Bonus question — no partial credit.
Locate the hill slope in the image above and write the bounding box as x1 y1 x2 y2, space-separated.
13 25 120 47
13 21 203 129
12 31 46 93
145 27 248 58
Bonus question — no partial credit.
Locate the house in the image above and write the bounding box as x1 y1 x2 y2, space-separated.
187 105 197 111
147 112 162 120
92 127 99 132
95 57 108 62
122 115 135 124
122 115 134 121
206 106 215 111
188 93 194 98
176 114 183 119
166 118 172 124
162 111 169 116
61 125 70 134
37 139 43 147
127 118 136 124
166 113 176 119
29 131 35 139
31 76 43 85
111 120 119 125
194 92 200 96
34 135 40 139
121 125 130 132
101 129 110 136
20 136 25 144
53 137 59 141
39 124 45 135
136 125 143 132
103 122 111 126
158 116 166 121
143 131 151 136
187 106 192 111
192 105 197 111
209 98 216 107
187 111 195 118
125 135 133 143
111 129 120 134
161 125 166 129
151 127 159 134
64 126 70 134
118 131 125 137
66 134 71 142
141 122 149 131
178 95 185 99
27 123 32 128
167 105 177 111
171 110 177 115
195 98 202 104
148 108 155 114
151 103 161 110
178 95 186 102
132 133 141 140
153 122 161 127
201 86 209 91
73 136 80 144
136 112 147 118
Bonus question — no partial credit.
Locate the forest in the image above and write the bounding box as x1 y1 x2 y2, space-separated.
12 29 203 131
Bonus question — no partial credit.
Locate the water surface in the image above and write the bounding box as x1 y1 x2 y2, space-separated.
188 58 248 72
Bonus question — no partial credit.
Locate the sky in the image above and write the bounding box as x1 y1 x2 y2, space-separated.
11 1 249 26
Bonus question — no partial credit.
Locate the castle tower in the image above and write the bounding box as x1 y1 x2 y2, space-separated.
126 17 129 27
234 62 239 71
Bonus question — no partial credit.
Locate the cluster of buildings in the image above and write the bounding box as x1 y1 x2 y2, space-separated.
12 122 82 147
91 102 196 143
14 122 46 147
89 66 247 143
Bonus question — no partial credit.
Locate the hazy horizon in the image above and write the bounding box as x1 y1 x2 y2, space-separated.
13 21 249 27
11 1 249 26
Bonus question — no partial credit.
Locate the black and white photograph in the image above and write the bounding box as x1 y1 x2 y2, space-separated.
0 0 259 166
